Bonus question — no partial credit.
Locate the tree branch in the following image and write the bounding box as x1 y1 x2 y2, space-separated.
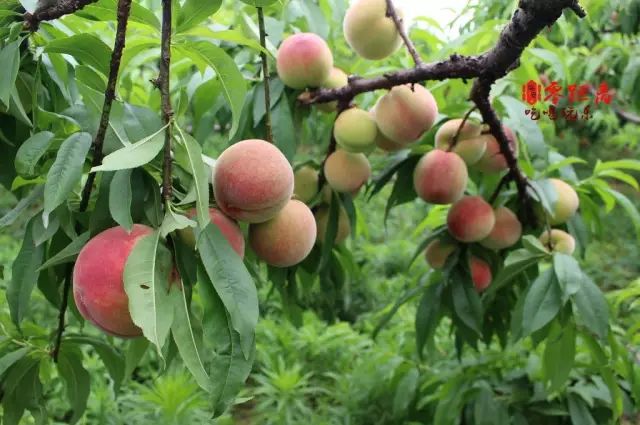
257 7 273 144
24 0 98 31
385 0 422 66
52 0 133 363
159 0 174 204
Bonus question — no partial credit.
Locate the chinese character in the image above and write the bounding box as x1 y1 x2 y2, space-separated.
567 84 590 103
543 105 558 120
594 82 613 105
525 107 541 120
582 105 593 120
544 81 563 105
522 80 542 106
563 107 578 121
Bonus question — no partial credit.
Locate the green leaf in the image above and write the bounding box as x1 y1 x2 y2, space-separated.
45 34 112 76
393 368 419 418
64 335 125 393
553 253 583 301
124 338 149 379
597 169 639 190
522 269 563 336
373 277 427 339
198 265 255 416
542 321 576 392
567 393 597 425
14 131 55 178
319 191 340 269
451 271 483 336
123 231 179 357
92 125 167 172
271 96 296 162
80 0 161 30
109 169 133 231
415 282 443 358
0 39 21 107
606 188 640 240
0 347 30 378
571 275 609 339
486 248 545 300
171 285 211 392
177 0 222 33
43 132 92 221
197 223 258 359
57 348 90 424
7 217 44 327
176 42 247 139
0 185 44 229
595 159 640 172
174 129 210 229
240 0 278 6
160 208 196 238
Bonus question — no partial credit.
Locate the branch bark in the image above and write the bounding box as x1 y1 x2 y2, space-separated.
385 0 422 66
257 7 273 144
159 0 174 204
52 0 133 363
24 0 98 31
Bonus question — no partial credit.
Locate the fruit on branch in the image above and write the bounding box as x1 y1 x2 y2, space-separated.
334 108 378 153
548 178 580 225
249 200 317 267
324 149 371 193
425 239 456 269
374 84 438 145
276 33 333 89
469 256 492 292
294 166 320 204
73 225 155 338
413 150 468 205
315 205 351 244
177 208 245 258
434 119 486 165
480 206 522 250
474 126 519 173
374 128 405 152
213 139 294 224
539 229 576 255
318 67 349 112
343 0 402 60
447 196 496 242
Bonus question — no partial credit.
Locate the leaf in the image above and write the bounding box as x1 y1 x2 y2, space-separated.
45 34 112 77
64 335 125 393
597 169 639 190
57 348 90 424
0 39 21 107
92 125 167 172
485 248 545 300
160 208 196 238
79 0 160 30
595 159 640 172
415 282 443 358
606 188 640 240
271 96 296 162
198 265 255 416
171 285 211 392
319 191 340 269
197 223 258 359
7 217 44 327
567 393 597 425
176 42 247 139
522 269 563 336
43 132 92 221
240 0 278 6
451 271 483 336
571 275 609 339
0 185 44 229
109 169 133 231
177 0 222 33
373 278 427 339
0 347 30 378
393 368 419 418
553 253 583 301
14 131 55 178
542 321 576 392
174 129 209 229
123 231 179 357
124 338 149 379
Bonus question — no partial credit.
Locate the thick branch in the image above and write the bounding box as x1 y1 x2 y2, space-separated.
257 7 273 144
386 0 422 66
159 0 174 204
24 0 98 31
52 0 133 363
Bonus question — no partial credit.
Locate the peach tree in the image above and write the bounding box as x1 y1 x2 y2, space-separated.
0 0 639 422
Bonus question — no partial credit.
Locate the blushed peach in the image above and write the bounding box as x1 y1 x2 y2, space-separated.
294 166 320 204
469 256 492 292
324 150 371 193
318 67 349 112
480 206 522 250
425 239 456 269
334 108 378 153
343 0 402 60
434 119 486 165
474 126 519 173
276 33 333 89
539 229 576 255
548 178 579 225
315 205 351 244
447 196 496 242
413 150 468 205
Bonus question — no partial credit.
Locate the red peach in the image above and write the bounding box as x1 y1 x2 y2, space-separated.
276 33 333 89
413 150 469 205
178 208 245 258
447 196 496 242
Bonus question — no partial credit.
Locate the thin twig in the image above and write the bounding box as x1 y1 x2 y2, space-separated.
447 106 478 152
24 0 98 31
385 0 422 66
159 0 174 204
52 0 133 363
257 7 273 143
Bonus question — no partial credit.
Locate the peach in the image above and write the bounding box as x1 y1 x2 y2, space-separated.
276 33 333 89
213 139 293 224
548 178 579 225
315 205 351 244
178 208 245 258
413 150 468 205
474 126 519 173
334 108 378 153
324 150 371 193
370 107 404 152
318 67 349 112
374 84 439 145
434 119 486 165
343 0 402 60
469 256 492 292
249 200 317 267
539 229 576 255
480 206 522 250
294 166 320 204
425 239 456 269
447 196 496 242
73 225 155 338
